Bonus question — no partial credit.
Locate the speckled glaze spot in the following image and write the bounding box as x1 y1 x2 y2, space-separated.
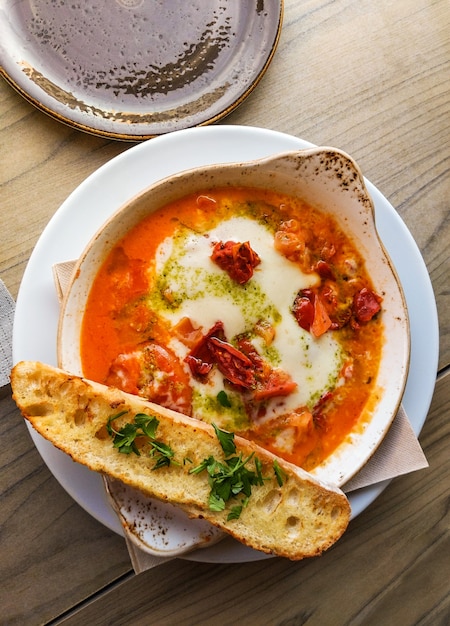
1 0 283 138
21 62 231 124
104 476 224 556
117 0 144 8
26 2 233 99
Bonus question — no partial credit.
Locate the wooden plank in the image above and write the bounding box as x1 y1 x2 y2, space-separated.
0 389 133 625
0 85 129 299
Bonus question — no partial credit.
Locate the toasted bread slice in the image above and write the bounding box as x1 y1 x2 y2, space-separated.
11 361 350 560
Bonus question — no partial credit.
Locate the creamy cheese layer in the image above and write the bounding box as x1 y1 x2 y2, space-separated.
150 216 344 428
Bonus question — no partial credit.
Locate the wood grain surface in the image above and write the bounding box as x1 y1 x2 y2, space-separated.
1 0 449 624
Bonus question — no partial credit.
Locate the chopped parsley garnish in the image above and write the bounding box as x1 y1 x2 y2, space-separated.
189 450 263 520
190 424 267 520
273 458 287 486
107 416 288 520
106 411 177 470
212 422 236 455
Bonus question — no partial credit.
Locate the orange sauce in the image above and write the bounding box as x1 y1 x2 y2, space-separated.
81 187 383 471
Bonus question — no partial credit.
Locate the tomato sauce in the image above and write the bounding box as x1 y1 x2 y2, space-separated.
81 187 383 471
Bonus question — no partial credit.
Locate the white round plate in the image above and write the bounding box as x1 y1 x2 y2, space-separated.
13 126 439 563
0 1 282 140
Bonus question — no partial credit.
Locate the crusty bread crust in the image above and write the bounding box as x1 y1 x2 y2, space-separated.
11 361 350 559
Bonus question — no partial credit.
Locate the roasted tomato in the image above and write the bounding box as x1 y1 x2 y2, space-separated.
353 288 382 323
252 369 297 402
186 321 256 388
211 240 261 284
184 321 226 379
235 337 297 401
106 342 192 414
186 324 296 401
207 337 256 388
292 289 331 337
292 290 315 331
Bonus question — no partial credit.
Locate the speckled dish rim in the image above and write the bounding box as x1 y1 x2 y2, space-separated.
56 147 410 557
0 1 283 141
58 147 410 488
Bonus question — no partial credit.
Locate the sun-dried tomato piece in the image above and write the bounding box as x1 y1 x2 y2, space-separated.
236 337 264 368
211 240 261 284
236 337 297 401
253 369 297 402
207 336 256 388
186 324 296 400
292 290 315 331
184 355 214 378
353 288 382 323
315 259 335 280
184 321 226 379
292 289 332 337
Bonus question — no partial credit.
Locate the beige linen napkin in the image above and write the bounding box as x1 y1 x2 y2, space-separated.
342 404 428 491
124 535 174 572
50 264 428 571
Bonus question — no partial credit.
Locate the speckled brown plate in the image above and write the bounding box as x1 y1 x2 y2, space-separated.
0 0 283 140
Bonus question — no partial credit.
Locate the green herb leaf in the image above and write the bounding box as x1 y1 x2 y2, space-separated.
273 459 288 486
209 492 226 512
212 423 236 456
106 411 128 437
189 455 215 475
254 456 265 486
149 439 176 470
152 455 171 470
217 390 232 407
150 440 174 458
227 505 243 521
106 411 176 468
106 413 141 455
134 413 159 439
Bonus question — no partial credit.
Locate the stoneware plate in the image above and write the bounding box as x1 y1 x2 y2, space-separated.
57 148 410 556
0 0 283 140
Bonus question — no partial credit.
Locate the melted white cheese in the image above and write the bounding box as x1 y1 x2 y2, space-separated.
153 216 343 426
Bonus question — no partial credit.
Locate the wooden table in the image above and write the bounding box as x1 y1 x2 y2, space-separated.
1 1 449 624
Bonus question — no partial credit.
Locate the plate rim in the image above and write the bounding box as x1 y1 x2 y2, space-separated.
12 125 439 563
0 1 283 141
